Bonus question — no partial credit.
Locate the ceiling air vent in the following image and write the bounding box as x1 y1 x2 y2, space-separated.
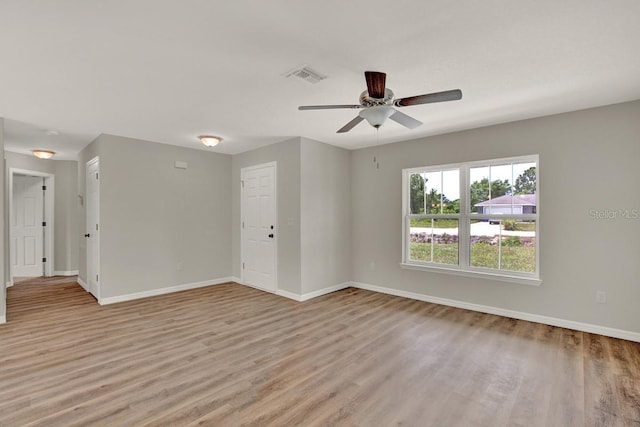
284 65 326 84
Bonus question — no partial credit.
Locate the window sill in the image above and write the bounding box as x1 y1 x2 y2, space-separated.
400 263 542 286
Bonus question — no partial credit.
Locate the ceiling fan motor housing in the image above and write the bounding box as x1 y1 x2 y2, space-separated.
359 88 395 107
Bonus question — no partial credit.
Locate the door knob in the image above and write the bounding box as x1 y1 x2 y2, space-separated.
85 233 91 238
268 234 274 238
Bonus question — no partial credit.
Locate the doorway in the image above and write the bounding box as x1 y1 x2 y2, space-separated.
85 157 100 299
9 169 54 284
241 162 277 292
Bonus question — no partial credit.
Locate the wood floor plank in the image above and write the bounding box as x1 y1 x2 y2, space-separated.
545 328 585 426
583 333 627 427
0 277 638 426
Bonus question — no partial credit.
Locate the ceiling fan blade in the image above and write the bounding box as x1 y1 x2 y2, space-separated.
298 104 361 110
394 89 462 107
364 71 386 99
337 116 365 133
389 110 423 129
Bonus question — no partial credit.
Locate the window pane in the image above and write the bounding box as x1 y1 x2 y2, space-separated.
500 220 536 272
424 171 441 214
470 219 499 269
469 219 536 273
513 162 536 195
490 164 512 193
489 164 513 213
442 169 460 214
409 218 458 265
409 173 426 214
470 164 515 214
409 218 433 262
432 218 458 265
469 166 490 213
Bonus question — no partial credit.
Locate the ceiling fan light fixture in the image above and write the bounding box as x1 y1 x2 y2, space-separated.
32 149 56 159
199 135 222 147
298 70 462 133
359 106 395 128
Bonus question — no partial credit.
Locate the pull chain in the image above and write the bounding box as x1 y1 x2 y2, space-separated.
373 127 380 169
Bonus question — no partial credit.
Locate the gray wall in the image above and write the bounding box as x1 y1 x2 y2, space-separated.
53 160 80 272
0 118 5 321
4 152 79 273
3 101 637 337
5 151 57 174
78 134 232 298
231 138 301 295
300 138 351 294
351 100 640 333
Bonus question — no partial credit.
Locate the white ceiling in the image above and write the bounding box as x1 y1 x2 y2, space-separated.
1 1 639 160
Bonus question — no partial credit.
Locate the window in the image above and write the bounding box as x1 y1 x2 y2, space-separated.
402 155 539 284
407 168 460 266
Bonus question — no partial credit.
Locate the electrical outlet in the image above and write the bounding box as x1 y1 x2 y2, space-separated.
596 291 606 304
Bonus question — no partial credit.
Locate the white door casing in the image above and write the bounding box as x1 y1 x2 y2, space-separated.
86 157 101 298
241 162 277 292
11 175 44 277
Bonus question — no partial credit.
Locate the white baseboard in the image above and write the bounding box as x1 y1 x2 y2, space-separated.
98 277 234 305
6 281 12 288
76 277 88 291
300 282 351 301
0 315 5 324
276 289 302 301
234 276 344 302
54 270 79 276
239 280 278 296
275 282 351 302
351 281 640 343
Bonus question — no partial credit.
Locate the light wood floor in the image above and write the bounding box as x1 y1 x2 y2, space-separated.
1 278 639 426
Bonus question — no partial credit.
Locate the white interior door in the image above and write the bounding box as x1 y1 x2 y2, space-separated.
11 175 44 277
86 158 100 298
242 163 276 292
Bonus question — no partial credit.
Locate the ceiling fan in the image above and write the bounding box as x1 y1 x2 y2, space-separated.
298 71 462 133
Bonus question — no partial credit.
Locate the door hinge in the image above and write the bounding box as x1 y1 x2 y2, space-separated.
96 274 99 281
242 221 244 229
241 180 244 188
96 224 99 231
96 172 99 180
42 257 47 263
242 262 245 269
42 185 47 191
42 221 46 227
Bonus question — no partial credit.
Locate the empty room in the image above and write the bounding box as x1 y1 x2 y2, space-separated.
0 1 639 426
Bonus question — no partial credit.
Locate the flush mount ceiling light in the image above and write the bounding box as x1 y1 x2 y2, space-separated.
199 135 222 147
32 149 56 159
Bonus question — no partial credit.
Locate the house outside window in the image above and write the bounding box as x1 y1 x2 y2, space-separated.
402 155 539 285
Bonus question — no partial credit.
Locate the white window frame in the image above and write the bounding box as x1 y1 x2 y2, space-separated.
401 155 540 286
